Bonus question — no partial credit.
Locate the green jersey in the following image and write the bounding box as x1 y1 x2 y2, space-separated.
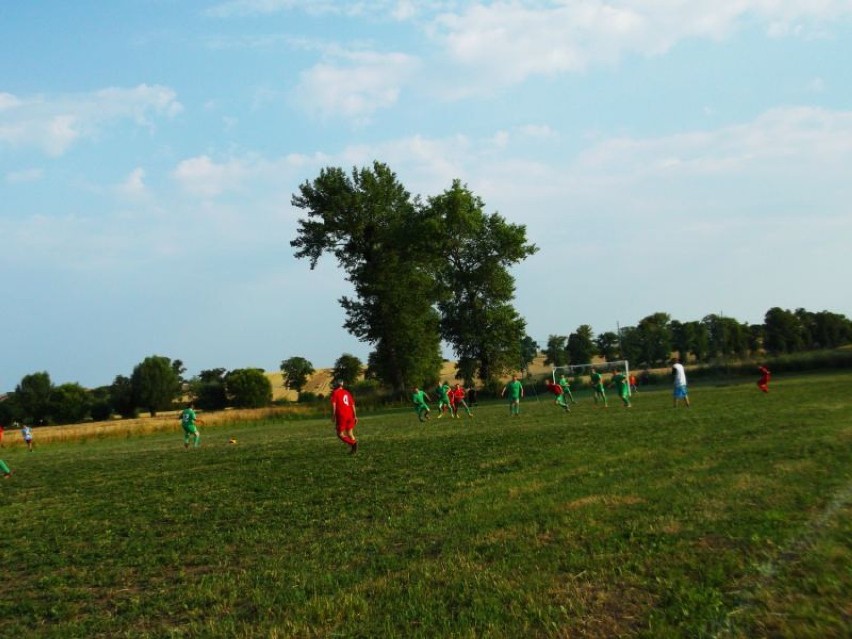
611 373 628 394
504 380 523 400
180 407 197 428
436 384 450 401
558 376 571 390
590 372 603 388
412 390 429 406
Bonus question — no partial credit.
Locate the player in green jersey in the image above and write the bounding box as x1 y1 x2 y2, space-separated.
435 381 452 418
589 368 608 407
0 459 11 478
412 387 432 422
609 372 631 407
557 375 576 404
501 374 524 416
180 403 203 449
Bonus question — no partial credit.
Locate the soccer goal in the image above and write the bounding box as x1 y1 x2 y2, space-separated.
551 360 632 396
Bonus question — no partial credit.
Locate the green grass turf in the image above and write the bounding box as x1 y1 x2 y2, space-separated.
1 373 849 638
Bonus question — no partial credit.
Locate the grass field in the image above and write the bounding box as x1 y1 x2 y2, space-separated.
1 373 850 638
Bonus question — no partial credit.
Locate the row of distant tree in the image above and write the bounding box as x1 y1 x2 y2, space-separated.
0 352 366 428
2 306 847 428
537 307 852 371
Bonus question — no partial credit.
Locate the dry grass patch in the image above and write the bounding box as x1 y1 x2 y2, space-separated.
9 406 316 447
562 494 646 510
549 578 656 639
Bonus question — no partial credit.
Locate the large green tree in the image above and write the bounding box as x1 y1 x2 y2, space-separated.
15 371 53 424
131 355 182 417
520 336 539 376
544 335 568 367
810 310 852 349
0 394 21 425
280 357 315 394
763 307 803 355
110 375 137 419
619 326 642 366
791 308 852 350
635 313 673 366
703 314 750 359
49 383 92 425
595 331 620 362
226 368 272 408
191 368 228 411
332 354 363 387
567 325 596 365
426 181 537 385
291 162 443 393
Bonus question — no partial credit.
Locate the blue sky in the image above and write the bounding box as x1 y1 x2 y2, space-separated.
2 1 851 391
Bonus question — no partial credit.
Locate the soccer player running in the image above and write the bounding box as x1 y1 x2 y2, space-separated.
557 374 577 404
589 368 608 408
501 374 524 416
544 379 570 412
180 403 203 449
330 380 358 454
435 381 452 418
412 386 432 422
757 366 771 393
609 371 632 408
672 358 691 408
21 424 34 451
451 383 473 418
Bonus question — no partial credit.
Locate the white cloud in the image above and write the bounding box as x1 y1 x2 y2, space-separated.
117 168 148 198
170 151 321 199
0 92 23 110
518 124 558 139
5 168 43 184
295 50 420 123
573 106 852 179
172 155 250 198
0 85 182 156
426 1 852 93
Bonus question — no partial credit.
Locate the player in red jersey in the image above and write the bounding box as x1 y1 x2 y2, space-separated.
451 383 472 418
757 366 771 393
330 380 358 454
545 379 570 412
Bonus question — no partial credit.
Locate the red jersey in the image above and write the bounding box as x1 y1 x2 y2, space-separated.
452 387 466 402
546 381 564 396
331 387 356 419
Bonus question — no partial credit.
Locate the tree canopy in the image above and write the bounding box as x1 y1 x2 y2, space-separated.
226 368 272 408
280 357 315 394
291 164 536 390
427 180 537 385
131 355 182 417
332 354 363 387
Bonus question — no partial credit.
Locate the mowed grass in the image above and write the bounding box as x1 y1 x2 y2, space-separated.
1 374 850 638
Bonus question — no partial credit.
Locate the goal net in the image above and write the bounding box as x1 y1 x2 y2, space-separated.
551 360 632 396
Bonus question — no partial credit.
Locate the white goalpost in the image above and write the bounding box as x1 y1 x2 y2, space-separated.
551 360 632 396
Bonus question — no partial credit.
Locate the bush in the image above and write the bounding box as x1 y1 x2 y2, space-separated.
226 368 272 408
298 392 317 403
90 401 113 422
